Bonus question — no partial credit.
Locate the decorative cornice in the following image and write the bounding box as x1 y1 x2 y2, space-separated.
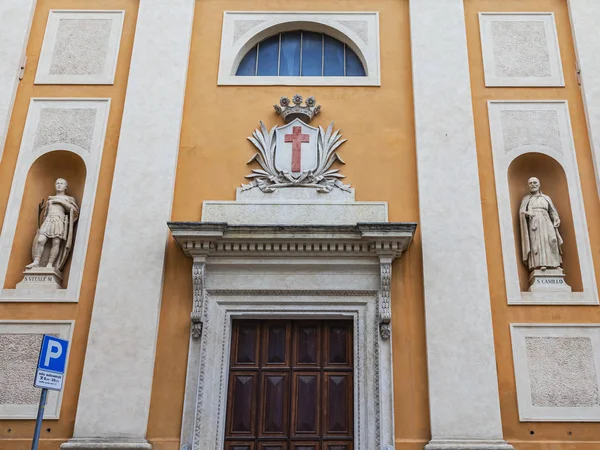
169 222 416 259
170 220 417 341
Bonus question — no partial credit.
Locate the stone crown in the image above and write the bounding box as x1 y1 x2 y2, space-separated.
274 94 321 123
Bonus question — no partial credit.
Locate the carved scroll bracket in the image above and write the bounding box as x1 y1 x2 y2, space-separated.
191 257 207 339
378 256 393 339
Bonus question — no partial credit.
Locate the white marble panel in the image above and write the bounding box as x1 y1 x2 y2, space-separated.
63 0 195 448
218 11 380 86
205 257 380 293
202 201 387 225
0 98 110 302
35 10 124 85
568 0 600 197
479 13 564 87
0 321 73 419
511 324 600 421
410 1 511 449
0 0 37 162
488 100 598 305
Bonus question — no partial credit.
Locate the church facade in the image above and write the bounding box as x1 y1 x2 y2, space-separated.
1 1 600 450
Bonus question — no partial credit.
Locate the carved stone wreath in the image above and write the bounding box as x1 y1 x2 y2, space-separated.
242 121 352 193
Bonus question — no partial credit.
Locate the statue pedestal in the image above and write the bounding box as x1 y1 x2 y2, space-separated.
528 268 571 292
16 267 63 290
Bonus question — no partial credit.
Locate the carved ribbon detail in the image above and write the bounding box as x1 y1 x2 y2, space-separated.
191 262 206 338
379 261 392 339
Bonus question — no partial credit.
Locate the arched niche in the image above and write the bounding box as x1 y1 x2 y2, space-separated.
508 152 582 292
4 151 86 289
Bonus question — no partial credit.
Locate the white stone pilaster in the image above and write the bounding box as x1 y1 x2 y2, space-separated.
409 1 511 449
568 0 600 197
0 0 37 161
61 1 195 448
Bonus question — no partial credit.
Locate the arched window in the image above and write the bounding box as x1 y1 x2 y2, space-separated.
236 31 366 77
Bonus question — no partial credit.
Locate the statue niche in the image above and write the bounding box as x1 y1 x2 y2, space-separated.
519 176 571 292
16 178 79 290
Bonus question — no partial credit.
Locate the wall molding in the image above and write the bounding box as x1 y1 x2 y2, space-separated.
0 320 73 419
35 10 125 85
0 98 110 302
479 12 564 87
488 100 598 305
511 324 600 421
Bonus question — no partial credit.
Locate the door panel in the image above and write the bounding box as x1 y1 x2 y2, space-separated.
225 320 353 449
292 372 320 436
323 373 352 436
261 372 289 436
294 322 320 366
227 371 257 435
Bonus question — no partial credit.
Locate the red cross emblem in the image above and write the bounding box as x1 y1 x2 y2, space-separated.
284 126 310 172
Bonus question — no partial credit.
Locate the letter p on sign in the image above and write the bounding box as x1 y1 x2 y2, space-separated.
44 341 62 367
35 335 69 391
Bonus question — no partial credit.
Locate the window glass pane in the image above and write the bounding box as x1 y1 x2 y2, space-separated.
345 47 365 76
236 47 257 76
323 35 344 76
279 31 301 76
257 35 279 76
301 32 323 76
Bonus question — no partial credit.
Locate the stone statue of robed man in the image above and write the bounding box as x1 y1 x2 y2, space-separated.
519 176 570 292
19 178 79 289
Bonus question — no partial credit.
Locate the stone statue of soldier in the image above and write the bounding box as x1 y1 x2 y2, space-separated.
17 178 79 290
519 177 570 292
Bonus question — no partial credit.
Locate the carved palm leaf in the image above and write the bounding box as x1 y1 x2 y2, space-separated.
246 121 277 176
315 122 347 176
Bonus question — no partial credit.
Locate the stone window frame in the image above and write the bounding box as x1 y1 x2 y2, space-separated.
0 320 73 419
35 10 125 85
217 11 380 86
479 12 565 87
511 324 600 421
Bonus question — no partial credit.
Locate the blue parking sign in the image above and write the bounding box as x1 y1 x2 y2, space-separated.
34 335 69 391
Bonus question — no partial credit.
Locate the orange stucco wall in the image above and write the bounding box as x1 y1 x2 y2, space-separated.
147 1 430 450
465 0 600 448
0 0 138 449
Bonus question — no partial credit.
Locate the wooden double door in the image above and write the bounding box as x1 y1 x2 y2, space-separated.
225 319 354 450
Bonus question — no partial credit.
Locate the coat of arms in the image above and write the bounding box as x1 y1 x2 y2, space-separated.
242 95 351 193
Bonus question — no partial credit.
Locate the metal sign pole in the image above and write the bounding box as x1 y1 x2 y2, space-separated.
32 335 69 450
31 388 47 450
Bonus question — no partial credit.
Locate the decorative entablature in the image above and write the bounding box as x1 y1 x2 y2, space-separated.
168 221 416 339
